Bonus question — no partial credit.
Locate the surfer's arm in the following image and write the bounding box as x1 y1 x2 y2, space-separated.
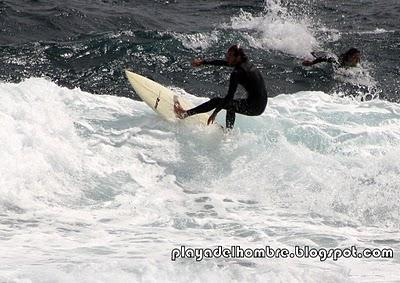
207 73 238 126
303 52 338 66
214 70 238 114
192 59 229 67
302 57 329 66
203 59 229 66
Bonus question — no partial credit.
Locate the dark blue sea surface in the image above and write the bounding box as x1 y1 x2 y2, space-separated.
0 0 399 101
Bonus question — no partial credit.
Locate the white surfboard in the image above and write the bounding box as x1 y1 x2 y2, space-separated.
125 70 212 126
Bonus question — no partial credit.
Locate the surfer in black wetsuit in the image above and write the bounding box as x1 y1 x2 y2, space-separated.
302 48 361 68
174 45 268 129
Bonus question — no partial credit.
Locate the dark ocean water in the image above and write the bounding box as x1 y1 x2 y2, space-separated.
0 0 399 101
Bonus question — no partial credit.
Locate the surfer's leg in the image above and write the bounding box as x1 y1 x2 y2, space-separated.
226 110 235 129
226 99 265 116
225 99 251 115
186 98 223 116
223 99 265 128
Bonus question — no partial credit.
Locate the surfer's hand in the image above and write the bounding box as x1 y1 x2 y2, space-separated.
302 60 314 66
192 59 204 67
207 111 217 125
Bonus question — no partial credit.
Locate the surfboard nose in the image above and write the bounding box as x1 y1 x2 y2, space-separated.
125 69 140 83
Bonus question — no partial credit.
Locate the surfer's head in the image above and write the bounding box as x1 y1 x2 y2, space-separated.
226 44 248 66
340 48 361 67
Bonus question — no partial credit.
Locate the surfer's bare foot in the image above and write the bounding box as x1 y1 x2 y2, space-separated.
174 101 188 119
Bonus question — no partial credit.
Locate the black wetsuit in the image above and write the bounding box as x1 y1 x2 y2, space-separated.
186 59 268 128
310 51 340 67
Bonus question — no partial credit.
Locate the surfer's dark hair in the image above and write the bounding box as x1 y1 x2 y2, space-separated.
228 44 248 61
340 47 360 62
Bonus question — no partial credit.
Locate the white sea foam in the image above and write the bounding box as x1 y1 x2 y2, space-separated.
223 0 319 58
0 78 399 282
333 61 379 96
356 28 396 35
174 30 220 50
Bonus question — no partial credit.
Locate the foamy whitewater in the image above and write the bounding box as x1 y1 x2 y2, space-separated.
0 78 399 282
225 2 319 58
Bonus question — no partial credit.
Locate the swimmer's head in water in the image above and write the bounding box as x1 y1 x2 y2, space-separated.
340 48 361 67
226 44 248 66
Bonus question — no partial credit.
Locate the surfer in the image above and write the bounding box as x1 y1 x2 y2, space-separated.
302 48 361 68
174 45 268 129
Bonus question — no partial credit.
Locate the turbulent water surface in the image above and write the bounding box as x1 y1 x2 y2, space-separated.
0 0 399 282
